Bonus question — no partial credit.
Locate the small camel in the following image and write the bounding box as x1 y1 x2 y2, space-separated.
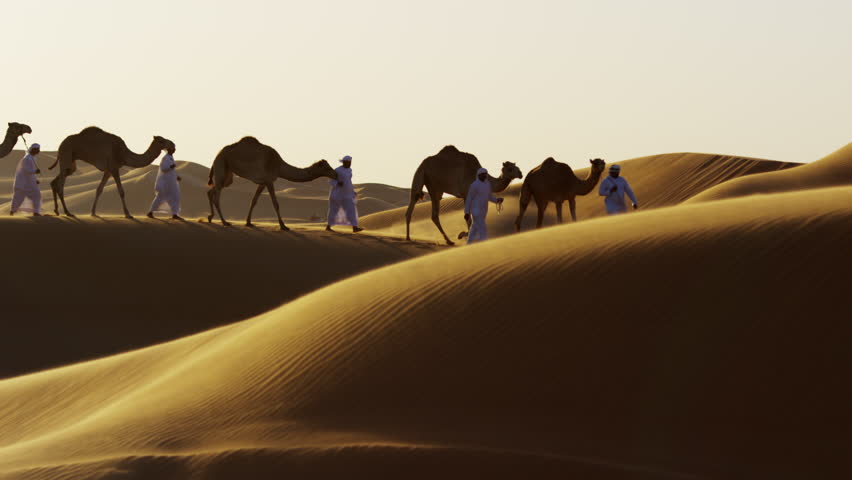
48 126 175 218
207 137 338 230
515 157 606 231
1 122 33 158
405 145 523 245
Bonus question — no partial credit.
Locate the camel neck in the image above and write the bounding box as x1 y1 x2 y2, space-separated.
488 175 512 193
124 141 162 168
0 128 19 158
278 161 322 182
575 168 604 195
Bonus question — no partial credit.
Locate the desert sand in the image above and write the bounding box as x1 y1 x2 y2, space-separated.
0 149 410 222
0 145 849 478
0 217 441 378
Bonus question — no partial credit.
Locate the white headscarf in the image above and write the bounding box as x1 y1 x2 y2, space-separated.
477 167 488 176
29 143 40 154
340 155 352 163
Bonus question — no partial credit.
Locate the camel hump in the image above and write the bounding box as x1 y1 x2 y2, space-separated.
79 126 106 135
239 136 261 145
543 157 557 166
439 145 460 154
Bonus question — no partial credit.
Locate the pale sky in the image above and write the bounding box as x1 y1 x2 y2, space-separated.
5 0 851 186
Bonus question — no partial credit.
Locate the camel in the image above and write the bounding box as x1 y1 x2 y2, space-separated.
405 145 523 245
206 137 338 231
514 157 607 231
48 126 175 218
1 122 32 158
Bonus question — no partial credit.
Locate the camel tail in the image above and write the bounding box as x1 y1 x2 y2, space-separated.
410 162 426 201
519 179 532 209
48 153 60 170
208 148 227 186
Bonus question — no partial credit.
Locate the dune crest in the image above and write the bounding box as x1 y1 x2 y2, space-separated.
689 143 852 202
1 184 850 478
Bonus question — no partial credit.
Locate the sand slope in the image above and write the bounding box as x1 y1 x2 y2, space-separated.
688 143 852 203
0 150 410 221
0 217 441 378
362 152 798 243
0 184 849 479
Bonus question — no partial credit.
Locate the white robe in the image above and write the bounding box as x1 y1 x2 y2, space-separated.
599 176 637 215
328 166 358 226
150 154 181 215
11 153 41 214
464 178 499 244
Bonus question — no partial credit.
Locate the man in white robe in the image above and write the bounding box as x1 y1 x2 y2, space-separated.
598 164 638 215
147 146 183 220
326 155 362 233
464 167 503 244
10 143 42 216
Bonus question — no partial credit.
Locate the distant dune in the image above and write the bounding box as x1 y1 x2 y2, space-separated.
362 152 799 243
688 143 852 203
0 217 442 378
0 150 410 221
1 183 850 479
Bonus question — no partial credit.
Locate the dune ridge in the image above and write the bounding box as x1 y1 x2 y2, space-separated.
1 182 850 478
688 142 852 203
362 152 799 242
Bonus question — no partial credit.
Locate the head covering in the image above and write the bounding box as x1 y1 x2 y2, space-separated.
609 164 621 172
29 143 40 153
340 155 352 163
477 167 488 176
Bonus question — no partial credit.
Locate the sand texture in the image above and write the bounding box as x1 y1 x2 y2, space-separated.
0 147 850 478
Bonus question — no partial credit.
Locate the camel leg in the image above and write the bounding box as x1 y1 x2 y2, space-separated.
109 170 133 219
206 188 216 223
535 198 547 229
515 187 532 232
90 171 111 217
50 176 61 216
245 184 264 227
212 188 230 226
568 196 577 222
51 171 74 217
404 195 419 242
266 183 289 231
555 201 564 224
426 188 453 245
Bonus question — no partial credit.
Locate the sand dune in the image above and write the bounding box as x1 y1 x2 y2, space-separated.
362 152 798 243
0 217 441 378
1 183 849 478
0 150 410 221
688 142 852 203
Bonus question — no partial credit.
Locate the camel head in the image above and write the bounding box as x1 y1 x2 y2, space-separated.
152 136 176 152
310 159 338 180
501 161 523 180
7 122 32 137
588 158 606 175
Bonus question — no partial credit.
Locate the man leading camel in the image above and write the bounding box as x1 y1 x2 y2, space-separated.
326 155 362 233
10 143 42 216
147 146 183 220
464 167 504 244
599 164 638 215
